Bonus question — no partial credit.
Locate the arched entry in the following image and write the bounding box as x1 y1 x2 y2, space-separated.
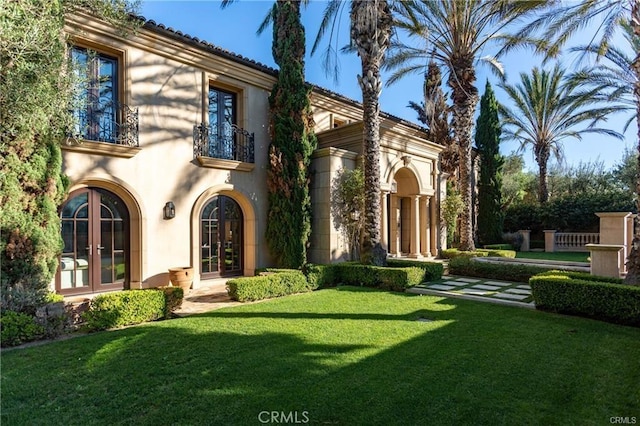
57 188 129 295
200 195 243 277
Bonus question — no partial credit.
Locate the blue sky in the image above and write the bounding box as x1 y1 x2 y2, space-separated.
139 0 636 172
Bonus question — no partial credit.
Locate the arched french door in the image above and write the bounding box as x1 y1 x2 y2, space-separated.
57 188 129 295
200 195 243 277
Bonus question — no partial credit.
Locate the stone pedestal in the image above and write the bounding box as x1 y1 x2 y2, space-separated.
544 230 556 253
518 230 530 252
596 212 634 272
586 244 624 278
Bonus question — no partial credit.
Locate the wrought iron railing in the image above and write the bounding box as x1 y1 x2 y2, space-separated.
193 123 255 163
69 98 139 146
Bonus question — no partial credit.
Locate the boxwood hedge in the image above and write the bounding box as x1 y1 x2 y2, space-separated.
82 290 166 331
530 271 640 327
227 271 310 302
448 256 555 283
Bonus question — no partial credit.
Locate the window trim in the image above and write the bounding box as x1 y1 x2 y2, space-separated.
65 39 138 155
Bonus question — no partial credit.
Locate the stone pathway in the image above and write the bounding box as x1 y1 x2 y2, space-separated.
407 275 535 309
173 279 242 316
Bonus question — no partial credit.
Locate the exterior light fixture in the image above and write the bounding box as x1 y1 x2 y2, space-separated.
163 201 175 220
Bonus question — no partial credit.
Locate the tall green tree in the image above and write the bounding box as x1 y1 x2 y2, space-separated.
408 60 457 183
388 0 547 251
312 0 392 265
499 65 624 203
475 81 504 246
518 0 640 283
0 0 137 312
264 0 317 268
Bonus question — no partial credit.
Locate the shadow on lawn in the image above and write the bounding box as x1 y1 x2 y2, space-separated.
2 292 639 426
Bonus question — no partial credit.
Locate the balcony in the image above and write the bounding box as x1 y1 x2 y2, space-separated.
63 98 140 158
193 123 255 171
69 98 139 146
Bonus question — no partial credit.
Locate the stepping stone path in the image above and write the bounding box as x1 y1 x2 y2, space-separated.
409 275 535 307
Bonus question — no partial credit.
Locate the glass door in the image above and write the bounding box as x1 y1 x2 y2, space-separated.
201 196 243 277
58 188 128 295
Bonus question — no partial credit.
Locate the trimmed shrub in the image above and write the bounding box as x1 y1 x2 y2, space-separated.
1 311 45 347
386 259 443 282
483 244 514 250
227 271 309 302
448 256 556 283
534 270 623 285
477 249 516 258
303 264 336 289
530 272 640 327
442 248 515 259
255 268 299 275
157 286 184 318
83 290 166 331
332 263 425 291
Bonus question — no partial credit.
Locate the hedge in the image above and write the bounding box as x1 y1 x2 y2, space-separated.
530 272 640 327
448 256 556 283
442 248 516 259
227 271 310 302
157 286 184 318
0 311 45 347
330 263 425 291
483 244 514 250
82 290 166 331
386 259 443 281
303 264 336 289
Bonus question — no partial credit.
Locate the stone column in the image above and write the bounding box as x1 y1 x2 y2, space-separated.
544 230 556 253
518 230 531 252
421 196 430 257
389 195 398 256
409 195 421 258
430 194 438 256
380 191 389 253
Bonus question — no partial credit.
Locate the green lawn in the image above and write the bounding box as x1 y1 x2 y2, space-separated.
3 287 639 425
516 251 590 263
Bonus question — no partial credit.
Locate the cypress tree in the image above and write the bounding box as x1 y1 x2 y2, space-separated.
475 80 504 246
265 0 317 268
1 0 136 312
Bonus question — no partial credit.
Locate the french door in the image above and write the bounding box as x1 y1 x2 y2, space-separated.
201 195 243 277
57 188 128 295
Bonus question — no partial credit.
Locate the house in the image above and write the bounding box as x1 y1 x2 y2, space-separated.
55 11 446 297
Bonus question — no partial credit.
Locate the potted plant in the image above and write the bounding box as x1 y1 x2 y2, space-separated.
168 267 194 292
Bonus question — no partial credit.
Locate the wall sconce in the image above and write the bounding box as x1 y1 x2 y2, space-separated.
163 201 175 220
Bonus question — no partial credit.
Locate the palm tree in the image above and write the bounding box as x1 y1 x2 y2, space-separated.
387 0 547 252
312 0 392 265
520 0 640 284
500 65 624 203
568 21 638 136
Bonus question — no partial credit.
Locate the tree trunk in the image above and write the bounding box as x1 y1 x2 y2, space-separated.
448 58 478 251
624 0 640 285
537 147 550 204
350 0 392 265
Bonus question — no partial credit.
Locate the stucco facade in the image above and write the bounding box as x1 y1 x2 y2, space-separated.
54 13 445 296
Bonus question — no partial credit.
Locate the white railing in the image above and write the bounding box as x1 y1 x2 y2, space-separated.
553 232 600 252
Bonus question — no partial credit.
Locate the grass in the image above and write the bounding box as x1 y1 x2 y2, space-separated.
516 251 590 263
3 287 639 425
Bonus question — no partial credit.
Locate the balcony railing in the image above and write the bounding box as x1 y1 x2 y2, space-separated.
193 123 255 163
69 98 139 147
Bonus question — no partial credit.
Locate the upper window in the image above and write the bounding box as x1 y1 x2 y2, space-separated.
69 46 138 147
193 85 254 168
208 87 237 160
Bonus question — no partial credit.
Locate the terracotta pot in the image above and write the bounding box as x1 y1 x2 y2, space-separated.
168 267 194 292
